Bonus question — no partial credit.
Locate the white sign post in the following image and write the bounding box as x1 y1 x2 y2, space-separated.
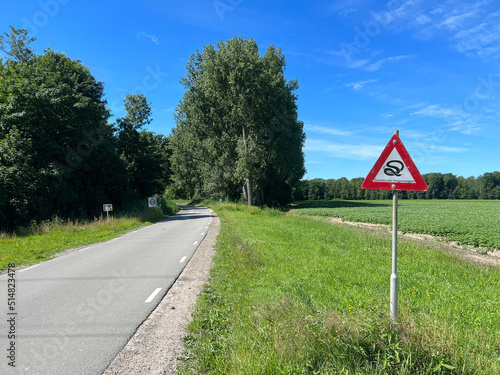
361 130 428 321
391 190 399 319
103 204 113 223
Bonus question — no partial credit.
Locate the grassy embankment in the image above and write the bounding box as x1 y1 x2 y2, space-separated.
179 202 500 374
0 198 179 270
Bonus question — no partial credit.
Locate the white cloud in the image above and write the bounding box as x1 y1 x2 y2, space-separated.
305 139 382 160
450 22 500 56
367 1 500 58
305 124 353 136
365 55 413 71
415 14 432 25
344 79 377 90
380 0 420 24
411 104 467 118
432 2 500 57
329 0 362 14
137 32 159 45
440 10 478 30
410 104 484 134
413 142 470 153
446 120 482 134
338 8 357 17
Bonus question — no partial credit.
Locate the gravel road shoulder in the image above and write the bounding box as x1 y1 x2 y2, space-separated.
103 209 220 375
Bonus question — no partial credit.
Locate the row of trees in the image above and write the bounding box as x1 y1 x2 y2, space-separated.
0 30 306 230
0 27 170 230
297 172 500 201
168 36 306 206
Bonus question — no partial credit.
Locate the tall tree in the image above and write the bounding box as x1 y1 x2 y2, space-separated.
115 94 169 199
170 36 305 205
0 27 126 228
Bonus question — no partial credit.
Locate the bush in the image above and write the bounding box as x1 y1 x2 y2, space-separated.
158 197 179 216
116 197 179 223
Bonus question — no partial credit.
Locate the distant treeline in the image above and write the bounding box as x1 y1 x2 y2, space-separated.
295 172 500 201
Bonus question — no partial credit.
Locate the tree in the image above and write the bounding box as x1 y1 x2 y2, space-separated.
170 36 305 205
479 172 500 199
307 179 325 200
424 173 444 199
0 127 38 229
0 27 126 228
115 94 170 199
0 26 35 63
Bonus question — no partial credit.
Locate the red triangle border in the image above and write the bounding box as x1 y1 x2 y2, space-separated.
361 134 428 191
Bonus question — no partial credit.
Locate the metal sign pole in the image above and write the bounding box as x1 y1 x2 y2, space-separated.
390 190 399 321
390 129 399 321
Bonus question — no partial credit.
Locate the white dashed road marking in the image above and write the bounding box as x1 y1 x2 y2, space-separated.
145 288 162 303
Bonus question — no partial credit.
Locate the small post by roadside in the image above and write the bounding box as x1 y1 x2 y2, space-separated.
103 204 113 224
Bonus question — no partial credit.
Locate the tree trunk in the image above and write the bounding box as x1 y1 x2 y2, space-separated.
246 178 253 206
242 124 254 206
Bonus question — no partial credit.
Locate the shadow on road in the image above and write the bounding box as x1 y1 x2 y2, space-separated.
163 214 213 222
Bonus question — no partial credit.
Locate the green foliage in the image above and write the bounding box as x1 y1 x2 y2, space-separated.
118 197 179 222
158 197 179 216
178 204 500 374
115 94 171 200
291 200 500 250
0 26 35 63
170 36 305 205
0 127 38 228
0 27 172 231
298 172 500 201
0 28 130 229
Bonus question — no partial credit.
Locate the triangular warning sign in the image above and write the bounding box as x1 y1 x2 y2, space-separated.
361 133 428 191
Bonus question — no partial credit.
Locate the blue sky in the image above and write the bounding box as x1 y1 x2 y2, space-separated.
2 0 499 180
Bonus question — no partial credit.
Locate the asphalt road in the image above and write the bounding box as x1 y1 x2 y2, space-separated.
0 206 212 375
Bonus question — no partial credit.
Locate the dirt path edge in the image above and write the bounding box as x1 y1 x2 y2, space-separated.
329 217 500 267
103 209 220 375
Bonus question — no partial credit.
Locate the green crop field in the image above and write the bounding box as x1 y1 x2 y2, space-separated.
290 200 500 250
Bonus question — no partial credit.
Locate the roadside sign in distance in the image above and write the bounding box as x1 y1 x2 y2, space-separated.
148 197 158 208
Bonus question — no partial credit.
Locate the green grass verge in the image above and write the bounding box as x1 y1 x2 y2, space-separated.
0 199 179 270
290 200 500 250
178 203 500 374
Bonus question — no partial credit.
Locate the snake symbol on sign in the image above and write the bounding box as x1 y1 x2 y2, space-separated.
383 160 405 176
